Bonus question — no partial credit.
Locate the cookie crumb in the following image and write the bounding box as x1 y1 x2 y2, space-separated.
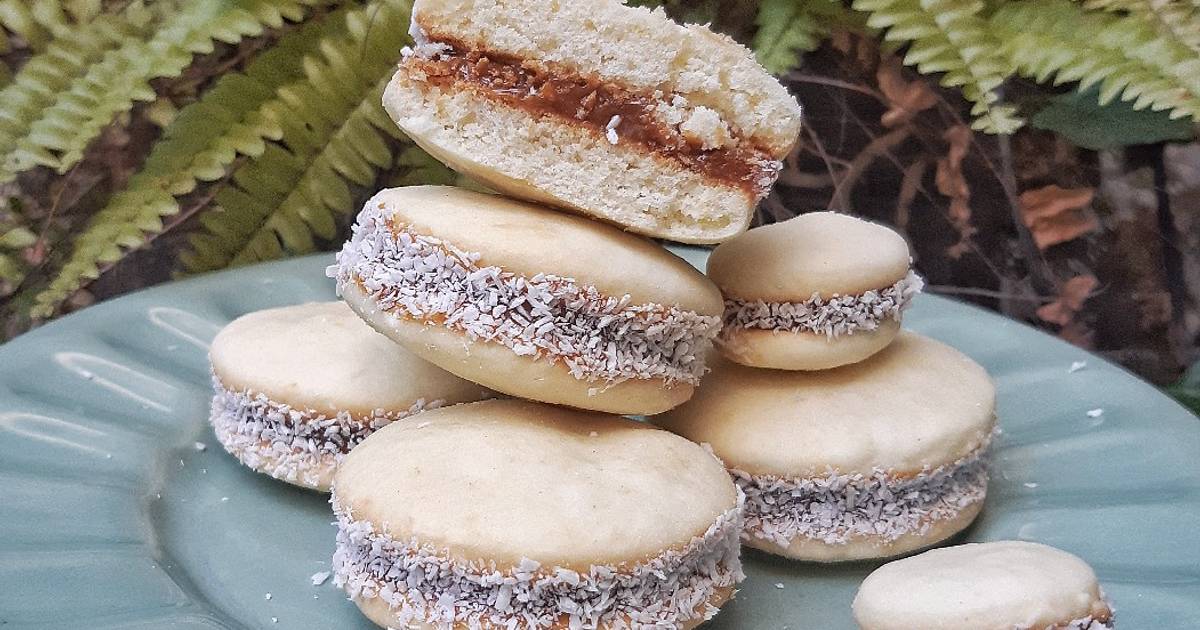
310 571 331 586
264 593 272 600
1086 408 1104 418
193 441 207 452
774 583 785 589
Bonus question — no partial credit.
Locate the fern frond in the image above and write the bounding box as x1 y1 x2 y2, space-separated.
0 0 109 50
24 9 349 318
753 0 843 74
1081 0 1200 53
852 0 1022 133
0 7 153 179
179 0 413 274
0 0 336 184
992 0 1200 121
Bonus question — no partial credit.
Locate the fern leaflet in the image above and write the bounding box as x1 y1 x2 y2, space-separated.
852 0 1022 133
753 0 843 74
992 0 1200 120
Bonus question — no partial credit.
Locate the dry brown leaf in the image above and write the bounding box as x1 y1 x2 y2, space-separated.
1018 185 1097 249
877 57 938 128
935 125 975 258
1036 274 1098 326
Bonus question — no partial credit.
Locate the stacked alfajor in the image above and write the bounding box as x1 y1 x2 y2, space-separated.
659 211 998 563
314 0 805 627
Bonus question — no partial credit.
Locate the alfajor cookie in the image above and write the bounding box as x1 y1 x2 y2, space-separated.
708 211 923 370
853 541 1114 629
384 0 802 244
328 185 724 415
208 301 491 491
656 332 996 562
331 399 744 629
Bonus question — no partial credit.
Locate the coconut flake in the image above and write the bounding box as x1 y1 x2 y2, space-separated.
605 115 621 145
330 490 745 629
723 270 923 339
208 375 444 488
328 203 721 386
734 435 993 547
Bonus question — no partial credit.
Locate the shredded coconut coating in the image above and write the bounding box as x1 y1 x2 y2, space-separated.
1042 612 1114 630
328 203 721 386
209 376 443 488
1025 595 1114 630
733 437 992 548
331 491 745 629
723 270 924 339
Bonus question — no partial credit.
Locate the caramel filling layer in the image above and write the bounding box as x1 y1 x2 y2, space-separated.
402 43 779 197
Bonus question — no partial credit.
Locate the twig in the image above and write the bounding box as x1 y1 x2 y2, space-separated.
928 284 1048 303
785 72 886 100
828 126 910 212
996 132 1054 293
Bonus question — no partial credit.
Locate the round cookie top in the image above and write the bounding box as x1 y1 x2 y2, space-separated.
365 186 723 314
333 399 737 569
707 212 911 301
656 332 995 477
853 541 1109 630
210 302 490 416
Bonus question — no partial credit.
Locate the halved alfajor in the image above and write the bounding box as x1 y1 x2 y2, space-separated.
385 0 803 244
328 185 724 415
208 302 491 491
708 211 923 370
853 541 1114 629
331 399 744 629
657 332 996 562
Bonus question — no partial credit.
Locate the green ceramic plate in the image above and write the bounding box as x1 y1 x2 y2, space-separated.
2 250 1198 629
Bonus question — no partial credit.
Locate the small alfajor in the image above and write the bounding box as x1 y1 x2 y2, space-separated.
328 185 725 415
707 211 923 371
385 0 802 244
208 301 491 491
656 332 996 562
331 399 744 629
853 541 1114 629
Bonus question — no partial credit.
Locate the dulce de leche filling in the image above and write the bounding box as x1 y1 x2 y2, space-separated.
402 41 779 197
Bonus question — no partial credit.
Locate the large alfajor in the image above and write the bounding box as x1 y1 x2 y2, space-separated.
328 185 724 415
853 541 1114 629
657 332 996 562
331 399 744 629
385 0 803 244
708 211 923 371
208 302 491 491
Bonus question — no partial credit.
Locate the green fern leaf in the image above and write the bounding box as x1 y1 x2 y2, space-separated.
852 0 1023 133
24 8 352 318
1081 0 1200 53
0 0 336 184
753 0 843 74
992 0 1200 121
179 0 414 274
0 7 153 179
